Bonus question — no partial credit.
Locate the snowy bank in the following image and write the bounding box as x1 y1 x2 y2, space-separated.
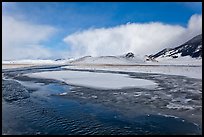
62 65 202 80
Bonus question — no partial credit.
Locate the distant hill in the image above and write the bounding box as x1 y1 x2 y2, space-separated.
69 52 144 65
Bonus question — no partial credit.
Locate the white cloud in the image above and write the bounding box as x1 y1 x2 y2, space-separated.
3 14 202 60
2 15 57 60
185 14 202 39
64 14 202 57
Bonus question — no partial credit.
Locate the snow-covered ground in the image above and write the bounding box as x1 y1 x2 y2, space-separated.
62 65 202 80
25 70 157 90
61 55 202 80
2 55 202 80
155 55 202 66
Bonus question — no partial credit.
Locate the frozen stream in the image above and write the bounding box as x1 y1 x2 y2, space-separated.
2 65 202 135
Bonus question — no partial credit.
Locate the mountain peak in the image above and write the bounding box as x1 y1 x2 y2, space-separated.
151 34 202 59
185 34 202 45
125 52 134 58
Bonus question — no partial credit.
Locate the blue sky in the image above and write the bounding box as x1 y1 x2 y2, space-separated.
3 2 202 28
2 2 202 60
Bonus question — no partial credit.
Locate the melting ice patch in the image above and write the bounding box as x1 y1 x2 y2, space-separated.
166 102 195 110
25 70 157 90
59 92 68 96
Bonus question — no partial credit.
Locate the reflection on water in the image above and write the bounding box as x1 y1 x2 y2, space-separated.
2 81 201 135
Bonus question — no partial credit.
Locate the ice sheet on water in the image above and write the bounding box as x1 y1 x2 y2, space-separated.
25 70 157 90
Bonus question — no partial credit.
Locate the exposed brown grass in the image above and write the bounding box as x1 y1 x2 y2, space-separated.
2 64 38 69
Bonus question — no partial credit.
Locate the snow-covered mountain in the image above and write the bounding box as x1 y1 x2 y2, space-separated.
149 34 202 59
69 52 144 65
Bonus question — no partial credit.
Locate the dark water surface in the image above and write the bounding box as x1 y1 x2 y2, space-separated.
2 66 202 135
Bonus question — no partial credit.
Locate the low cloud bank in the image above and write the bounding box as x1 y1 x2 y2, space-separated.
64 14 202 57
